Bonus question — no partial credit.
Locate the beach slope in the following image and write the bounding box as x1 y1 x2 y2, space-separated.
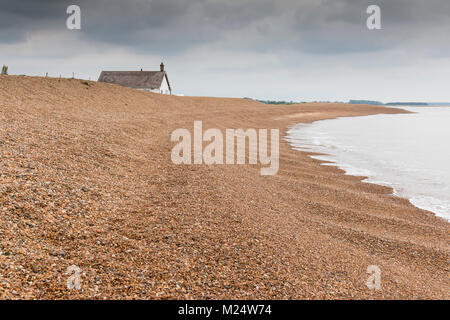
0 76 448 299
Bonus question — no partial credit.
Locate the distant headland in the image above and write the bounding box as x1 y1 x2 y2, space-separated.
243 98 450 106
349 100 429 106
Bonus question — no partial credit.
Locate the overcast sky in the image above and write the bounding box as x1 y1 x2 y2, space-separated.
1 0 450 101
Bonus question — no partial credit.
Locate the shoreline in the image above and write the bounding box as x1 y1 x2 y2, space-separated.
284 111 450 223
1 75 449 299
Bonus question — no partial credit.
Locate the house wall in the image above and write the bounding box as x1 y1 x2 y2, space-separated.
138 81 170 95
159 77 170 95
140 89 160 94
136 75 171 94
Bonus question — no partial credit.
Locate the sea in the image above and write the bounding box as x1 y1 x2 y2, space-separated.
286 106 450 221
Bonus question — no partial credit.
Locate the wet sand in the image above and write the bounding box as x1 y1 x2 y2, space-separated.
0 75 448 299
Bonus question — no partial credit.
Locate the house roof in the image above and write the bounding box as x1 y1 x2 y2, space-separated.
98 71 171 91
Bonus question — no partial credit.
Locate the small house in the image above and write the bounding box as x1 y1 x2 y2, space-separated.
98 63 172 94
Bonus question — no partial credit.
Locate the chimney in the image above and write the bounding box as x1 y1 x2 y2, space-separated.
160 62 164 72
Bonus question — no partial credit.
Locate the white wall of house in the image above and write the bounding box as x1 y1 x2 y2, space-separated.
138 77 171 94
159 76 170 94
140 88 160 93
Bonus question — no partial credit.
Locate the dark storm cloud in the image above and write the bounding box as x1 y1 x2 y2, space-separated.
0 0 278 52
0 0 68 43
1 0 450 54
286 0 450 54
80 0 279 53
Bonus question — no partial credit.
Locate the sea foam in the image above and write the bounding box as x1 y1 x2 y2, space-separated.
286 107 450 221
